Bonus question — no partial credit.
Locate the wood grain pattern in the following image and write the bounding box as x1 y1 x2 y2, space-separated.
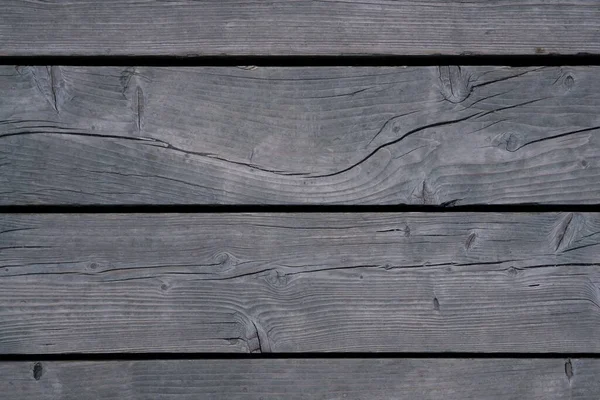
2 0 599 56
2 359 598 400
2 66 600 205
2 212 600 353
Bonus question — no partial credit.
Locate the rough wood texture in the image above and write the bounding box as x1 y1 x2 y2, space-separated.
2 66 599 205
2 212 600 353
2 1 599 56
1 359 598 400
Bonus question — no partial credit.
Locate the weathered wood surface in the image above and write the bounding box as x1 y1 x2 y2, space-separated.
2 1 599 56
2 66 599 205
2 212 600 353
1 359 597 400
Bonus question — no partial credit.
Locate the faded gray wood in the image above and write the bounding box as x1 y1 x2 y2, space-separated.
2 66 599 205
2 212 600 353
1 1 599 56
1 359 597 400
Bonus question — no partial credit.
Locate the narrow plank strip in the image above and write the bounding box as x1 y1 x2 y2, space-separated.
2 0 599 56
2 66 599 205
1 359 598 400
2 213 600 353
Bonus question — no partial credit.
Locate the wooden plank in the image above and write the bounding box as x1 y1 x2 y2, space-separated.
2 212 600 353
1 1 599 56
1 359 598 400
2 65 599 205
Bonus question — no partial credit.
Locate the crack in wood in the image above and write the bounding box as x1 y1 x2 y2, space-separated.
474 97 549 120
512 126 600 152
309 112 482 179
471 67 546 90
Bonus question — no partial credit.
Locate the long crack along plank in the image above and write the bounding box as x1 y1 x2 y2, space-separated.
2 359 598 400
2 0 599 56
2 212 600 353
2 66 599 205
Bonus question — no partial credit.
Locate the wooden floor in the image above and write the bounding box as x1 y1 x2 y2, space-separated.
2 1 600 399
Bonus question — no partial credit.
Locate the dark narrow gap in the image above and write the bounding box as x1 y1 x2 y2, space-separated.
1 352 599 362
0 204 598 214
1 54 600 67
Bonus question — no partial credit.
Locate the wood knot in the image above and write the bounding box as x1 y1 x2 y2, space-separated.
495 132 523 152
412 180 437 205
551 212 583 253
248 319 272 353
554 70 576 93
438 66 472 104
33 362 43 380
120 67 150 93
25 66 67 113
465 232 477 251
215 252 240 269
565 359 573 381
265 269 288 287
120 67 151 132
120 67 136 90
433 297 440 311
564 75 575 90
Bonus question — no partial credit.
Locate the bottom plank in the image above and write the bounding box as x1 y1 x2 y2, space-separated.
1 359 597 400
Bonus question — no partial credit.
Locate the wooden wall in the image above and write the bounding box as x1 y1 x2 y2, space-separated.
1 1 599 398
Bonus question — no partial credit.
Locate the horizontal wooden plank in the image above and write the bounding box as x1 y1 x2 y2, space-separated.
2 66 599 205
2 1 599 56
2 212 600 353
2 359 598 400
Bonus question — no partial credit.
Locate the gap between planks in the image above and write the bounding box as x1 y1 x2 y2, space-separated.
2 55 600 67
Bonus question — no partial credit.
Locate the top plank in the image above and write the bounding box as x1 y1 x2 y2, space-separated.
1 0 599 57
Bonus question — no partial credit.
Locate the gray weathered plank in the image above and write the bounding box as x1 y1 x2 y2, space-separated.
1 359 597 400
2 212 600 353
2 65 599 205
2 1 599 56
